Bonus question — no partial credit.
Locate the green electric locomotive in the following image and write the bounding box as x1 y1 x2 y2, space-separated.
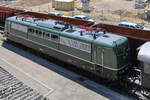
4 14 130 80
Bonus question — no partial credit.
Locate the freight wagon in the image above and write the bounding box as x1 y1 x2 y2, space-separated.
0 10 13 23
4 13 130 81
0 6 23 24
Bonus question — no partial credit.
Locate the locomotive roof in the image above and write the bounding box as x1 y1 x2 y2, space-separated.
7 15 127 47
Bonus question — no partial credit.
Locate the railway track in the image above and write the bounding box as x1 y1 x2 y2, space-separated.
0 67 49 100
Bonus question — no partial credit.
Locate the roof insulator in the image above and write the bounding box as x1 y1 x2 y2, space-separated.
93 34 96 39
103 31 106 34
80 31 83 36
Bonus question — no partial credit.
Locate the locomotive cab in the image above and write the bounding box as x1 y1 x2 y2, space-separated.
138 42 150 89
94 34 130 80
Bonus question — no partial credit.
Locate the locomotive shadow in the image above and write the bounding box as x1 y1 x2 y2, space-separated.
2 41 131 100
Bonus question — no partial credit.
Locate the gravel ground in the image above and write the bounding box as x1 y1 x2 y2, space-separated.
0 67 49 100
1 0 150 27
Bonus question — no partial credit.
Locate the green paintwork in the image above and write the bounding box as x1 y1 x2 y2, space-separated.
28 34 59 49
11 29 27 38
59 42 91 61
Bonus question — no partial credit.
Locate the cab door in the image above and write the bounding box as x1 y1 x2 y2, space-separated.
95 46 104 75
96 47 103 65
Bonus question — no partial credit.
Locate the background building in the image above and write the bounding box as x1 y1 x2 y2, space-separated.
52 0 74 11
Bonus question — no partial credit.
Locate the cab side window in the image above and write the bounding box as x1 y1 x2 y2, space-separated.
38 31 42 37
35 30 38 35
32 29 35 34
45 33 50 39
28 28 59 41
43 32 46 38
28 28 33 33
51 34 59 42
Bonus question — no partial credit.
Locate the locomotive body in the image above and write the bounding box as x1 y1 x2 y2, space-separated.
4 14 130 81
